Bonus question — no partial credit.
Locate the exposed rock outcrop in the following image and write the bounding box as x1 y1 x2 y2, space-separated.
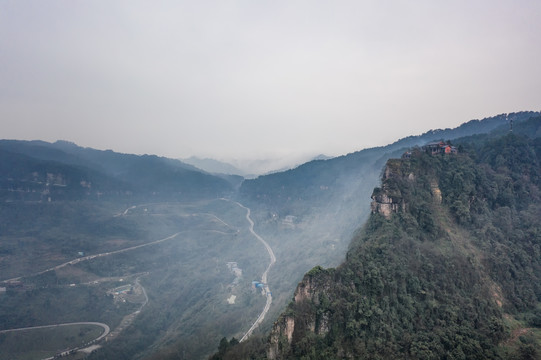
370 191 402 218
267 267 334 359
430 181 442 204
370 159 409 218
256 129 541 360
268 315 295 360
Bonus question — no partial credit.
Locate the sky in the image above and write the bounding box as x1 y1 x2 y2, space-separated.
1 1 541 171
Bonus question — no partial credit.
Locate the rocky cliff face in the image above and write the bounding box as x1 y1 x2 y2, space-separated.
268 267 334 359
370 155 444 219
263 135 541 359
370 191 402 218
370 159 409 218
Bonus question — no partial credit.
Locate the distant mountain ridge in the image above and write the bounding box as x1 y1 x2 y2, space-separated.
182 156 248 176
183 154 335 178
240 111 539 210
0 140 237 202
239 112 539 229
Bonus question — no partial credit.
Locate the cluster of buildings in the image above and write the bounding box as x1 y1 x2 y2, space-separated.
422 141 458 155
107 284 134 303
403 141 459 159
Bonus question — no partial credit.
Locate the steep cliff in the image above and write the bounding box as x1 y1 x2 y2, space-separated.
266 133 541 359
268 267 335 359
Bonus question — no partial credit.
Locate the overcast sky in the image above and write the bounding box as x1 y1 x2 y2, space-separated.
1 1 540 167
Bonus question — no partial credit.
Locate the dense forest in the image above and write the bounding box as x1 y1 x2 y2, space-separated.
214 121 541 359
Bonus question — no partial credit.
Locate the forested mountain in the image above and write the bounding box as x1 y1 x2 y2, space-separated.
0 140 238 201
217 118 541 359
0 148 128 201
239 112 539 262
232 112 540 340
240 112 538 214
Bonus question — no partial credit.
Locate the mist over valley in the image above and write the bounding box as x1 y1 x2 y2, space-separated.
2 112 541 359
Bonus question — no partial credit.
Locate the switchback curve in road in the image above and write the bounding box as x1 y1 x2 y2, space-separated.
0 321 110 359
0 321 110 340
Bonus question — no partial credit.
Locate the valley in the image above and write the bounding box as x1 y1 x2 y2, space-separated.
226 119 541 359
0 199 273 359
1 112 540 359
232 201 276 342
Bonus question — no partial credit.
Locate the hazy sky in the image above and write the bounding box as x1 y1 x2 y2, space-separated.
1 1 540 165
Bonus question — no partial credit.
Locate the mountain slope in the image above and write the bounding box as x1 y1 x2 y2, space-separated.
240 112 538 213
0 140 235 201
182 156 247 176
239 112 539 255
0 148 130 201
232 111 540 337
264 130 541 359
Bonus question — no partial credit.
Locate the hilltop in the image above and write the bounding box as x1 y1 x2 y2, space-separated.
231 112 540 339
214 117 541 359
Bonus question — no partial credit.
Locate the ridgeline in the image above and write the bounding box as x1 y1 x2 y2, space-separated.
214 118 541 359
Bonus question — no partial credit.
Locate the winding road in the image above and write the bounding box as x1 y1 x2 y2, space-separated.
0 204 172 358
0 322 110 339
1 199 275 355
226 200 276 342
104 275 149 343
0 322 110 359
113 201 277 342
2 232 182 283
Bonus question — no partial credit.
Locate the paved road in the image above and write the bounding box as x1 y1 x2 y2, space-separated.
0 204 171 357
0 321 110 359
104 275 149 342
0 322 110 338
2 232 181 283
2 202 239 283
2 200 270 350
225 200 276 342
136 276 149 308
117 200 273 341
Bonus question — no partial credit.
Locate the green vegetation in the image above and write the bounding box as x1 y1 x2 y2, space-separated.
207 335 267 360
0 139 236 202
0 200 268 359
85 216 266 360
219 129 541 359
0 284 132 330
234 112 541 343
0 324 103 360
0 137 274 359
